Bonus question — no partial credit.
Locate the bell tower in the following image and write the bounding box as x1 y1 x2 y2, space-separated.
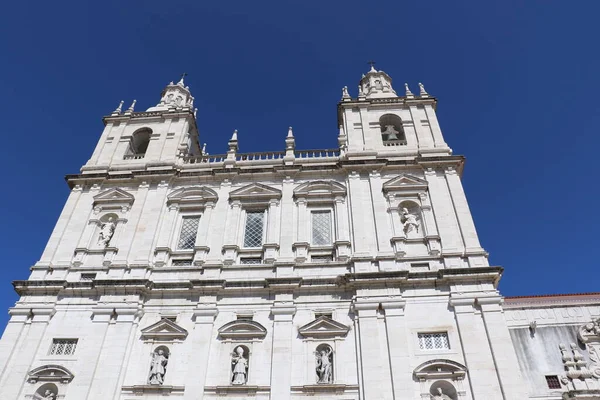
338 65 451 157
81 76 201 174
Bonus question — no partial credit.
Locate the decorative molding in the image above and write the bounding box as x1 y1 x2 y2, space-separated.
293 180 347 203
218 320 267 340
92 188 135 212
27 364 75 383
229 183 282 203
382 174 428 194
298 316 350 339
140 318 188 341
413 359 467 381
167 186 218 208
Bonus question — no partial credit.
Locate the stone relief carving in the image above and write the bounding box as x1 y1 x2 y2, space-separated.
578 318 600 379
315 345 333 384
431 388 452 400
559 342 597 392
97 217 116 247
401 207 420 236
231 346 248 385
148 348 169 385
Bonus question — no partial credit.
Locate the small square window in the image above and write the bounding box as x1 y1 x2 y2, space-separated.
240 257 262 265
545 375 561 389
172 259 193 267
81 273 96 280
49 339 78 356
418 332 449 350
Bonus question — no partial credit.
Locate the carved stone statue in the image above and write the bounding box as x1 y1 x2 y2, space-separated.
431 387 452 400
382 125 400 141
98 217 116 247
42 390 56 400
401 207 420 235
148 348 168 385
231 346 248 385
315 346 333 383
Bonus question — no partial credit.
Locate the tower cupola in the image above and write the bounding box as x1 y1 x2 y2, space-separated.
359 64 397 99
146 74 195 112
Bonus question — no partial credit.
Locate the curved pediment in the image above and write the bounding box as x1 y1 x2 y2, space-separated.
140 318 188 341
383 174 428 194
298 316 350 338
229 183 282 203
167 186 218 207
93 188 135 211
293 181 347 200
413 359 467 380
218 320 267 340
28 364 74 383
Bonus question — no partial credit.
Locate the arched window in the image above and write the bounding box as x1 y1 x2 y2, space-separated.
379 114 406 146
125 128 152 159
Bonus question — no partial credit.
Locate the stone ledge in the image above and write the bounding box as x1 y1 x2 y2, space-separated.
203 385 271 395
121 385 185 395
291 383 359 394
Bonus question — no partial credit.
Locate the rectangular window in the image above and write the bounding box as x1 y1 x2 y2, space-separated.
418 332 450 350
49 339 78 356
177 216 200 250
81 273 96 280
243 211 265 248
311 210 332 245
311 254 333 262
172 259 193 267
545 375 561 389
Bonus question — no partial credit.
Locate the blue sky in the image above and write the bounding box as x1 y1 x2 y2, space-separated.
0 1 599 328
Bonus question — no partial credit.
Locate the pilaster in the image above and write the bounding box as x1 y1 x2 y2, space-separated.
382 299 413 399
270 299 296 400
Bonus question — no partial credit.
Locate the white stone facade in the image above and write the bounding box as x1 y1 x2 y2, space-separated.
0 69 598 400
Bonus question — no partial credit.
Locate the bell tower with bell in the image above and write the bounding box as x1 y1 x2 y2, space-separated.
81 75 202 174
338 63 452 158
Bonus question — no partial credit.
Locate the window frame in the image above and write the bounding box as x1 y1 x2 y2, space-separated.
242 208 267 249
48 338 78 356
173 213 202 251
310 208 334 247
417 332 450 351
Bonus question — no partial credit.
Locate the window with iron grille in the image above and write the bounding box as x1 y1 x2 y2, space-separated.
311 254 333 262
418 332 449 350
545 375 561 389
243 211 265 248
81 273 96 280
311 211 332 245
172 259 192 267
49 339 78 356
177 216 200 250
240 257 262 265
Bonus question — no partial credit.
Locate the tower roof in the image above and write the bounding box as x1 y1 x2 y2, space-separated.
146 74 195 112
359 65 397 99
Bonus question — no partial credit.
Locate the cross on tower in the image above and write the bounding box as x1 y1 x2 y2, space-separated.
180 72 188 80
367 61 376 69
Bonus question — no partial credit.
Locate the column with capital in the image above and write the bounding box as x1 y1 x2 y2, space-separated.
368 171 395 258
478 297 529 398
222 200 242 265
269 299 296 400
293 197 309 263
193 202 215 265
263 199 281 263
183 303 218 400
450 297 503 399
153 203 179 267
353 300 393 400
419 192 441 256
333 195 351 261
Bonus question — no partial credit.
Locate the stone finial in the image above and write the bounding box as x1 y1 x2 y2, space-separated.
201 143 207 155
358 84 366 100
338 124 347 155
228 130 239 154
177 73 187 87
285 126 296 155
125 99 136 114
112 100 124 115
419 82 429 97
405 83 414 99
194 108 198 118
341 86 350 100
287 126 294 138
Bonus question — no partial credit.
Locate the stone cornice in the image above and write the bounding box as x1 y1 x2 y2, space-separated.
13 266 502 296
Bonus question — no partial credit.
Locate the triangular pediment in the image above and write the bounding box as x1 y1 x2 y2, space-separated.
28 364 74 383
167 186 219 206
140 318 188 341
93 188 135 210
383 174 428 193
218 320 267 340
229 183 282 202
298 316 350 338
294 180 347 199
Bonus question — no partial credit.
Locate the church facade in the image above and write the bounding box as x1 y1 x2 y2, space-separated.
0 67 599 400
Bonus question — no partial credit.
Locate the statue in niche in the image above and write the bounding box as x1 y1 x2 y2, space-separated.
315 346 333 384
401 207 420 236
231 346 248 385
175 96 183 106
97 217 116 247
374 79 383 90
42 390 56 400
382 124 400 141
431 388 452 400
148 348 169 385
166 93 174 104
